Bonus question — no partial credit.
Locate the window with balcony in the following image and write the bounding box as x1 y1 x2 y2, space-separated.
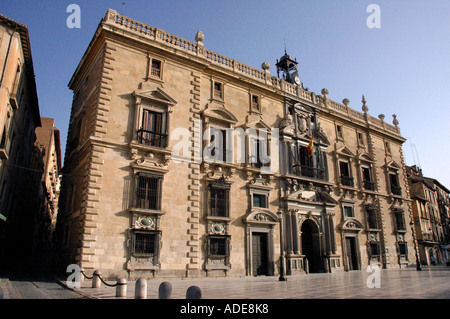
292 145 325 180
362 166 375 191
389 173 402 196
137 109 167 148
339 161 354 187
209 127 230 163
249 137 269 169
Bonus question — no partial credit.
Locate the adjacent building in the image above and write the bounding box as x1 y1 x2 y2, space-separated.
407 165 450 266
35 117 62 251
55 9 416 279
0 14 43 270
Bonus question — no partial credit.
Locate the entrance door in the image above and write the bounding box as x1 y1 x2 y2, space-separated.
345 237 359 271
252 232 268 276
301 220 321 273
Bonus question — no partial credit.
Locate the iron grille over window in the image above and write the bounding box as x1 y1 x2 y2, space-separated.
366 204 379 229
136 173 162 210
369 242 381 256
133 230 157 255
208 236 228 256
209 186 229 217
394 209 406 231
398 242 408 255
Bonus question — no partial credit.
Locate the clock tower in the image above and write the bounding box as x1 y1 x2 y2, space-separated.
276 51 301 86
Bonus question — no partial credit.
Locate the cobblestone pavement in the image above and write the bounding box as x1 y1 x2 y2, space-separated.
66 266 450 299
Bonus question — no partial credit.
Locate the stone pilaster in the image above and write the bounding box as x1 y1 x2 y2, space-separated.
186 71 202 276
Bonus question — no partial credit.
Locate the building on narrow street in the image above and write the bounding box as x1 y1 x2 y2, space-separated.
35 117 62 252
0 14 43 271
55 9 416 279
407 165 450 266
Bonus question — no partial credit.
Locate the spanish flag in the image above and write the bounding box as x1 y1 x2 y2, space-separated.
307 137 314 158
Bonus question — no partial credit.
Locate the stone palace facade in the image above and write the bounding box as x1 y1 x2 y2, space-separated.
55 9 416 279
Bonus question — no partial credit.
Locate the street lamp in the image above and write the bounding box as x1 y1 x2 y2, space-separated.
410 219 422 271
278 209 287 281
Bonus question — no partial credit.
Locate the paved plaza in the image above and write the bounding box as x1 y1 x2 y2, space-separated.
68 266 450 299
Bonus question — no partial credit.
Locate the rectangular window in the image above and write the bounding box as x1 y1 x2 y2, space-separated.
208 236 228 256
138 109 166 148
214 82 223 99
398 242 408 255
336 125 343 139
389 173 402 195
210 128 228 162
250 137 269 168
366 207 379 229
253 194 267 208
133 231 157 255
210 186 229 217
151 59 161 78
370 242 381 257
343 206 354 218
362 167 375 191
340 161 354 187
357 132 364 145
251 95 260 111
385 141 391 153
394 210 406 231
136 174 162 210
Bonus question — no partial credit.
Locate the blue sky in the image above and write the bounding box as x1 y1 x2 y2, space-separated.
2 0 449 187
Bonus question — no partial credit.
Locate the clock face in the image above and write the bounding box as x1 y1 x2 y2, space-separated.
294 75 301 85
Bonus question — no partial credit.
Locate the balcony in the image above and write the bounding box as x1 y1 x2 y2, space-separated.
363 180 375 191
391 185 402 196
340 175 354 187
293 165 326 181
137 129 167 148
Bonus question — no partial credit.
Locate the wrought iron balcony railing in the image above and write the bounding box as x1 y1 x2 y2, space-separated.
293 165 326 181
137 129 167 148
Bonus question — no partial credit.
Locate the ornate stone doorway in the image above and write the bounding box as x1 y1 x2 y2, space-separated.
301 219 322 273
252 232 269 276
345 236 359 271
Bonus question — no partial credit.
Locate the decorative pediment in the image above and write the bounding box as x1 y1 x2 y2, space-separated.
130 151 171 174
244 210 279 226
293 102 314 114
340 218 364 232
335 145 355 158
202 103 238 124
133 82 177 107
244 114 271 131
357 152 375 163
286 188 319 203
385 160 401 170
